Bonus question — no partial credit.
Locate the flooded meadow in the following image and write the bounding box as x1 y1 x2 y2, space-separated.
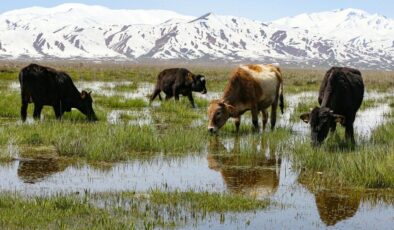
0 65 393 229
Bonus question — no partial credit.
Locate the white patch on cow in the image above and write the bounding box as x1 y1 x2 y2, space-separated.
239 64 280 107
200 77 205 82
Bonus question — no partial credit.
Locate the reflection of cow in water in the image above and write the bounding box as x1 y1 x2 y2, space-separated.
299 178 361 226
207 136 281 197
17 158 68 184
315 190 361 226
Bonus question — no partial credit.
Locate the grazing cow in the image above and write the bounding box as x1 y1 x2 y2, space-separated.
207 64 284 133
19 63 97 121
300 67 364 146
150 68 207 108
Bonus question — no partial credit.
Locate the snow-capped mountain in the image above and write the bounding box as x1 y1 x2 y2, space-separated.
0 4 393 70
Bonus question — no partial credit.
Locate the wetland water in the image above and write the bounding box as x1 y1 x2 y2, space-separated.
2 81 394 229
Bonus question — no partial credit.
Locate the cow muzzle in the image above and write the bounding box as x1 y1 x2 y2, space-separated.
208 126 218 134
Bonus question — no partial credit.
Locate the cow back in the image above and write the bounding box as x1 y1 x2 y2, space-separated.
19 64 81 108
239 64 282 106
319 67 364 118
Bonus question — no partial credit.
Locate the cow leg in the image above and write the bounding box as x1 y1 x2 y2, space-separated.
330 121 337 133
33 103 43 120
150 88 161 102
173 87 180 101
251 106 259 131
165 94 172 100
234 116 241 132
21 100 28 122
53 103 63 120
270 101 278 130
345 125 355 145
262 110 268 131
187 93 196 108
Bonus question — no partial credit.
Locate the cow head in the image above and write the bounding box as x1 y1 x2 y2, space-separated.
188 74 207 94
300 107 345 146
207 100 236 134
80 90 98 121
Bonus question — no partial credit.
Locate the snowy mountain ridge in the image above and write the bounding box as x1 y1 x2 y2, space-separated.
0 4 393 70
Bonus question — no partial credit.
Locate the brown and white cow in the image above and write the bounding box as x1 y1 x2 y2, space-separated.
207 64 284 133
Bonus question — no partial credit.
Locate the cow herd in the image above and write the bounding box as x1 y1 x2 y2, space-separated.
17 63 364 146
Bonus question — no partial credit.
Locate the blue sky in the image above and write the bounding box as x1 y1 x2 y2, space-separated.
1 0 393 21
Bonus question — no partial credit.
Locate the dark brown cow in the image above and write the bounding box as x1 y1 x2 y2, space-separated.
150 68 207 108
300 67 364 146
207 64 284 133
19 63 97 121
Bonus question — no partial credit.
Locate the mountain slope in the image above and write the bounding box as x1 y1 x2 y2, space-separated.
0 4 393 70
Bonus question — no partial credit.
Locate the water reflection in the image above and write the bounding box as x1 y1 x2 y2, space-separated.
207 136 280 197
315 190 361 226
298 176 363 227
17 158 68 184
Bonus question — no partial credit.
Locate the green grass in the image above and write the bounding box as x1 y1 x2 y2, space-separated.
291 120 394 188
0 190 269 229
0 148 12 162
95 95 147 109
0 194 151 229
0 92 20 118
1 65 394 189
102 82 138 92
290 97 318 122
148 190 270 212
0 120 208 162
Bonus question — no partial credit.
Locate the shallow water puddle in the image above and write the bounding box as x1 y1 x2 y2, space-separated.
355 104 391 139
0 139 392 229
107 108 152 126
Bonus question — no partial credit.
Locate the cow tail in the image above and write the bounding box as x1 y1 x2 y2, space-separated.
19 69 23 91
19 69 26 101
279 81 284 114
275 67 284 114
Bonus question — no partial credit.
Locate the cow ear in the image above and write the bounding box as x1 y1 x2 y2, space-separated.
333 114 345 124
224 103 236 116
186 73 195 83
81 91 87 99
300 112 310 123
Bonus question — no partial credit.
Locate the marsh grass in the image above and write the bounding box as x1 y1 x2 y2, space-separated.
0 189 269 229
0 194 143 229
1 65 394 188
147 190 270 212
0 92 20 118
0 120 208 162
102 82 138 92
290 97 319 122
291 121 394 188
95 95 147 109
0 148 12 162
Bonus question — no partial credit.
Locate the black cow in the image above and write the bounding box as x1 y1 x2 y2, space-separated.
150 68 207 108
300 67 364 146
19 63 97 121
